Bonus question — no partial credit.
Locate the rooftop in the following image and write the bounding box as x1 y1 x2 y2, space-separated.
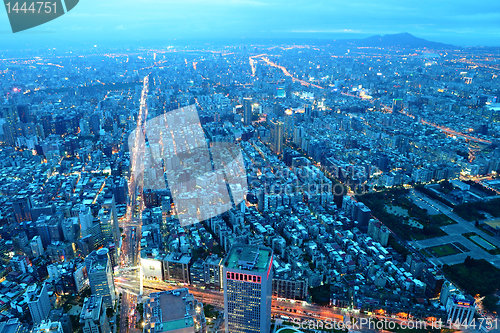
33 320 62 333
145 289 204 333
80 296 103 322
225 244 272 272
154 317 194 332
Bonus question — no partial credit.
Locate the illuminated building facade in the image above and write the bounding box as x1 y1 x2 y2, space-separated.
445 294 476 325
223 244 273 333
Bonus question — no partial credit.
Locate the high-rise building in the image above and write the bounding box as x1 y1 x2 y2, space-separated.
30 236 44 257
204 254 223 290
79 296 110 333
79 204 93 236
243 97 252 126
85 248 116 309
223 244 273 333
77 235 95 257
27 283 51 325
99 193 120 254
270 120 284 155
2 105 19 125
12 196 33 223
164 253 191 284
143 289 206 333
353 202 371 230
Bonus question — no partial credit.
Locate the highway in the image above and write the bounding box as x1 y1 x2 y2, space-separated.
117 74 149 333
122 279 446 331
248 54 324 89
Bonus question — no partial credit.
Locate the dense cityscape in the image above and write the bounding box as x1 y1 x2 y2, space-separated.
0 33 499 333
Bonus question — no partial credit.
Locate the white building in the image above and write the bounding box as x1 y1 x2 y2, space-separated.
27 283 51 325
30 236 44 258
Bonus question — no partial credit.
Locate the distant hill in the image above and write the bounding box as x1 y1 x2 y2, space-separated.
340 32 455 49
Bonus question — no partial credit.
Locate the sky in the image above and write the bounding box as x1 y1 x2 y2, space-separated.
1 0 500 49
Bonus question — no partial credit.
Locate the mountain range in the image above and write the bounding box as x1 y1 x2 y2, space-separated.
337 32 455 49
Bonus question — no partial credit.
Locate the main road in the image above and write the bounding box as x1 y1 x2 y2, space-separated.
117 74 149 333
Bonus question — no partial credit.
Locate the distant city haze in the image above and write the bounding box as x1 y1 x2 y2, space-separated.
1 0 500 48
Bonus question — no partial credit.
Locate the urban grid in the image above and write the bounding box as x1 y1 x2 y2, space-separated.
0 29 499 333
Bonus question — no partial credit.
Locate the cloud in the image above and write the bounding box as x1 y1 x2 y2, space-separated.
287 29 363 34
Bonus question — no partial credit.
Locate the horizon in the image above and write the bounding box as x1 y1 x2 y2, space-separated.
1 0 500 49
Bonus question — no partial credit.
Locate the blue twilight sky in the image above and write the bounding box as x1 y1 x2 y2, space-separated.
1 0 500 48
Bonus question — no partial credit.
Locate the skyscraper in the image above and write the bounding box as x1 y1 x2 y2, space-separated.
270 120 284 155
85 248 116 309
30 236 44 257
12 195 33 223
243 97 252 126
223 244 273 333
2 105 19 126
27 282 51 325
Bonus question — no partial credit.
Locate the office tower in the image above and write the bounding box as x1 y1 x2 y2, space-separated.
27 283 51 325
89 114 100 135
61 217 78 243
424 268 445 299
100 193 120 247
353 202 371 230
162 196 171 214
204 254 223 290
88 219 104 249
304 104 312 118
17 105 34 123
85 248 116 309
164 253 191 284
144 289 207 333
79 296 110 333
79 118 90 136
13 233 30 255
77 235 94 257
32 321 63 333
270 120 284 155
111 177 127 204
243 97 252 125
2 105 18 125
78 205 93 237
223 244 273 333
30 236 44 257
12 196 33 223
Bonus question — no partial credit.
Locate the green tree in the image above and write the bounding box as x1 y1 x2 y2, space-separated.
483 295 499 313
